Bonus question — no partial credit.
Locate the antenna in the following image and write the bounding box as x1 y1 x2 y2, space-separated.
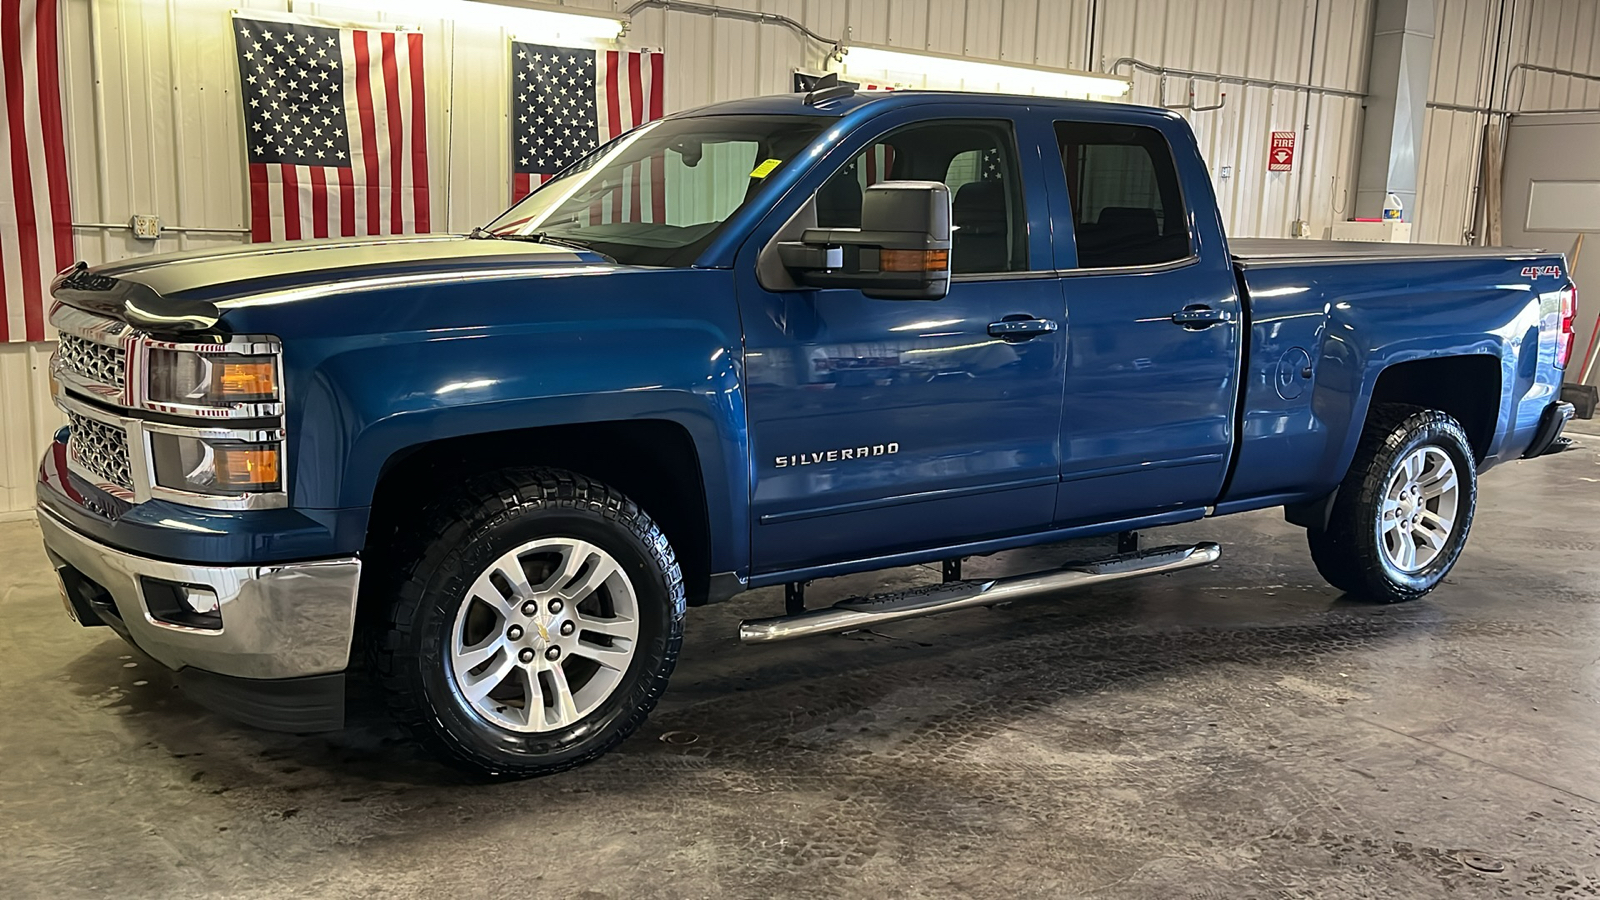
804 72 857 106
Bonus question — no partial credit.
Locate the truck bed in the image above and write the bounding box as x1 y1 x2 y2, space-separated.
1230 238 1544 267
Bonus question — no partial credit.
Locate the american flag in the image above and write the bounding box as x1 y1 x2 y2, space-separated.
849 144 897 186
511 42 664 215
233 14 430 243
1 0 71 343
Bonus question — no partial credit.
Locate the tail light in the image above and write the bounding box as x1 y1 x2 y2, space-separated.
1557 285 1577 369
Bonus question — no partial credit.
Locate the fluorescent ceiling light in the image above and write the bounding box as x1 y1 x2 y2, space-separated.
334 0 625 41
838 44 1131 99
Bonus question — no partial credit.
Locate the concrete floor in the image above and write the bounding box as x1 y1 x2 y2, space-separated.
3 432 1600 899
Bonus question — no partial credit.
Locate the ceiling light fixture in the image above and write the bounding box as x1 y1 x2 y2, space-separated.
836 44 1131 99
334 0 626 42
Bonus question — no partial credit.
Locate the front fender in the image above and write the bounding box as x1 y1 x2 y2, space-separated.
293 323 742 505
227 268 750 575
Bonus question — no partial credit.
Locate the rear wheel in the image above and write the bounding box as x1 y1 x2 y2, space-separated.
1305 404 1478 603
369 468 684 778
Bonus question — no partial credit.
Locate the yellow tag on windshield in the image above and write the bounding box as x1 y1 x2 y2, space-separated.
749 158 782 179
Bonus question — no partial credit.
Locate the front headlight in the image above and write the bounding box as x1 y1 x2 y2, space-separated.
150 432 281 494
147 349 279 407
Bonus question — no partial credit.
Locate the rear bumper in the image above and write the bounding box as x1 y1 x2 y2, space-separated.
1522 401 1575 459
38 504 359 731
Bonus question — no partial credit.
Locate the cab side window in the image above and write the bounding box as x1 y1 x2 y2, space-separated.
817 120 1027 275
1056 121 1191 269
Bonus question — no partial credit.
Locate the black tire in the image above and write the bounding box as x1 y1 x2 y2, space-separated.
1305 403 1478 603
1305 529 1362 594
368 467 684 778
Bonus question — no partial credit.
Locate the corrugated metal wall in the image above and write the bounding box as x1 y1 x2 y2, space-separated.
1416 0 1499 244
1418 0 1600 245
0 344 57 517
5 0 1600 514
1096 0 1371 241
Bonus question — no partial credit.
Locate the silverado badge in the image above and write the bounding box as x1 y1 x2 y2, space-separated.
775 443 900 468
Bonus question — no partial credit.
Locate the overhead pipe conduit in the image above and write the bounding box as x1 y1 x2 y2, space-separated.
622 0 843 53
1426 62 1600 116
1104 57 1367 100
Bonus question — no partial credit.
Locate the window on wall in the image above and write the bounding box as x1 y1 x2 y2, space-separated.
817 120 1028 274
1055 121 1191 269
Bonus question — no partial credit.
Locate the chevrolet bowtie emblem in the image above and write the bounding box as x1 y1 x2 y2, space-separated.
536 621 550 642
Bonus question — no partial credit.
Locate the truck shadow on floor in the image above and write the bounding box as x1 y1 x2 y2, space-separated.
55 571 1459 801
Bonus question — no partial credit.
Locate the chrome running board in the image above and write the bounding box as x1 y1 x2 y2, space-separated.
738 542 1221 644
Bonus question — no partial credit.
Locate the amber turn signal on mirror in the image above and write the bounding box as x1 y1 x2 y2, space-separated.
879 248 950 273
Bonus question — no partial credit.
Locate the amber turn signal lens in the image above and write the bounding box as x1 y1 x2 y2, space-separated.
880 248 950 273
218 360 277 399
217 447 280 489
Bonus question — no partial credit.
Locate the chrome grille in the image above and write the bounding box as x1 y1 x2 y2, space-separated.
56 333 126 390
66 412 134 490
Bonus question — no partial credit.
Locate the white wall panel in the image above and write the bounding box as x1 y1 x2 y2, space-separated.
1097 0 1369 240
0 343 61 518
1517 0 1600 110
1416 0 1495 244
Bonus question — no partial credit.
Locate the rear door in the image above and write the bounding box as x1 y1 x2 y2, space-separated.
1047 116 1243 525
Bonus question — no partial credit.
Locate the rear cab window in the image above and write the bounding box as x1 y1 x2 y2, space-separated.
1055 121 1192 269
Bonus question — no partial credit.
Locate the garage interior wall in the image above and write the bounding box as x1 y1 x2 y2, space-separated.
3 0 1599 516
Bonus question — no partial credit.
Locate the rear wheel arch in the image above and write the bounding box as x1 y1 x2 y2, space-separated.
1363 355 1502 463
1289 354 1500 534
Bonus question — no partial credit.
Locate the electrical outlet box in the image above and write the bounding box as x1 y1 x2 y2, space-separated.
1218 165 1233 179
130 215 161 240
1290 219 1311 238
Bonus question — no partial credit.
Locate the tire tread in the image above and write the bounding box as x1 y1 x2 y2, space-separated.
365 466 684 778
1307 403 1477 604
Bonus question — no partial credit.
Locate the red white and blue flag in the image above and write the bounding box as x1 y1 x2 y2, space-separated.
511 43 664 212
1 0 72 343
233 13 431 243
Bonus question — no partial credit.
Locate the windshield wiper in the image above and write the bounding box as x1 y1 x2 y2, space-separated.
530 233 610 256
467 227 616 263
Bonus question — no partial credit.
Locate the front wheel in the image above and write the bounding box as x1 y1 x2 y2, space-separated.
369 468 685 778
1306 404 1478 603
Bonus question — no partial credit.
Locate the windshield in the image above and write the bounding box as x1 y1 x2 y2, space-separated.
483 114 829 267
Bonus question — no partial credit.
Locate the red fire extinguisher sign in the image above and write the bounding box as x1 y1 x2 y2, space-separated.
1268 131 1296 171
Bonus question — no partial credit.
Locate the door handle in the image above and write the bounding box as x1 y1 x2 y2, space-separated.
988 317 1059 341
1169 305 1234 329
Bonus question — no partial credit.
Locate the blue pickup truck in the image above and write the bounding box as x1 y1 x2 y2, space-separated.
37 84 1577 777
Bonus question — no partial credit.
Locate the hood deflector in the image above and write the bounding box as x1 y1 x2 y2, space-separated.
52 262 221 334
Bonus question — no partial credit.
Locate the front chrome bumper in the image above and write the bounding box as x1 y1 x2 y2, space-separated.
37 504 361 680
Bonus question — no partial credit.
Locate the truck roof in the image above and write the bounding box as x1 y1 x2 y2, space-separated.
669 90 1174 121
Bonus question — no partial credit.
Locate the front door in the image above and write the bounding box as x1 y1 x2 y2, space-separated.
739 115 1067 575
1048 117 1242 525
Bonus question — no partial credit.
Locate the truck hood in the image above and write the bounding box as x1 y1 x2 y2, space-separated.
55 235 612 332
